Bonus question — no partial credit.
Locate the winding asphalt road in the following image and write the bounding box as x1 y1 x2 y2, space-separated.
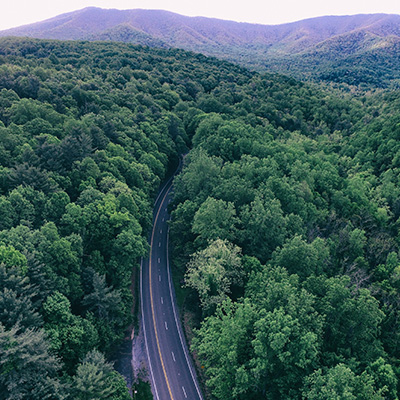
141 170 203 400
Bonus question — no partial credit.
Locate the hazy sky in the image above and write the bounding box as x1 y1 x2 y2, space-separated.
1 0 400 30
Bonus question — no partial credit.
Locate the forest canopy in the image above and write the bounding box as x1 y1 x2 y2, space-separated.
1 36 400 399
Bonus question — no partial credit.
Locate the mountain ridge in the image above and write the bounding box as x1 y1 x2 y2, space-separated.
3 8 400 49
2 8 400 86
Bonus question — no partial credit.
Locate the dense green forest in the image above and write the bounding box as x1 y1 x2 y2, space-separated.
1 36 400 399
263 39 400 88
3 8 400 89
168 58 400 398
0 36 206 399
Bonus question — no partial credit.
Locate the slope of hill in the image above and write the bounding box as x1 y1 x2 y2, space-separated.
2 35 400 399
1 8 400 86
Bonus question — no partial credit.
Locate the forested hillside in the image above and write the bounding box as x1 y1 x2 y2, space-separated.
168 59 400 397
2 8 400 87
1 36 400 400
0 37 253 399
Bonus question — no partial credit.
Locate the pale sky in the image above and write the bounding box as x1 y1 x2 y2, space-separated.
1 0 400 31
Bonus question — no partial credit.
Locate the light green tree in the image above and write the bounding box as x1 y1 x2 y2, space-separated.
185 239 243 313
303 364 384 400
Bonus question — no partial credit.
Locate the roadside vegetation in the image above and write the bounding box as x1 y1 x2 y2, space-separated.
169 62 400 399
1 36 400 399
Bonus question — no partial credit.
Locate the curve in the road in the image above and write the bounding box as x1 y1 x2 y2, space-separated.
141 167 203 400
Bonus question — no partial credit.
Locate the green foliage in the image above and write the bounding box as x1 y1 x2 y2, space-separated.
192 197 238 245
0 265 42 330
193 266 324 399
0 324 67 400
43 292 99 372
303 364 384 400
72 350 131 400
304 275 385 366
0 36 263 397
185 239 243 313
0 244 27 273
271 235 329 279
2 34 400 399
192 299 257 400
162 34 400 398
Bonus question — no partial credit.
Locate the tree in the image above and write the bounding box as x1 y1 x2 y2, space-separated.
192 113 224 148
366 357 398 400
169 199 198 266
173 148 222 204
36 223 83 302
72 350 130 400
192 299 259 400
82 270 129 352
82 270 122 320
271 235 329 279
185 239 243 313
304 275 385 366
43 292 98 372
192 197 239 246
44 191 70 223
303 364 384 400
0 244 27 273
0 265 42 330
0 197 13 230
246 267 323 399
60 123 93 170
194 119 262 162
8 187 35 226
0 324 67 400
8 163 55 194
240 192 288 262
194 266 324 399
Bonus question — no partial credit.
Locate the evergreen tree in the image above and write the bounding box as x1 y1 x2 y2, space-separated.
0 324 67 400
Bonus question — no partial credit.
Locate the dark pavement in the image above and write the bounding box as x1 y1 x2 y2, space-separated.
141 176 203 400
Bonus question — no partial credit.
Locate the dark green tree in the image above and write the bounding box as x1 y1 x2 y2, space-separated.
0 324 67 400
43 292 98 372
72 350 130 400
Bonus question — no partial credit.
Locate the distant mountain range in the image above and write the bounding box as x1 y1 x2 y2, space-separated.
1 7 400 87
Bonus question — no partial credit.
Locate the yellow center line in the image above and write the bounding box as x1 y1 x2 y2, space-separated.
149 186 174 400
